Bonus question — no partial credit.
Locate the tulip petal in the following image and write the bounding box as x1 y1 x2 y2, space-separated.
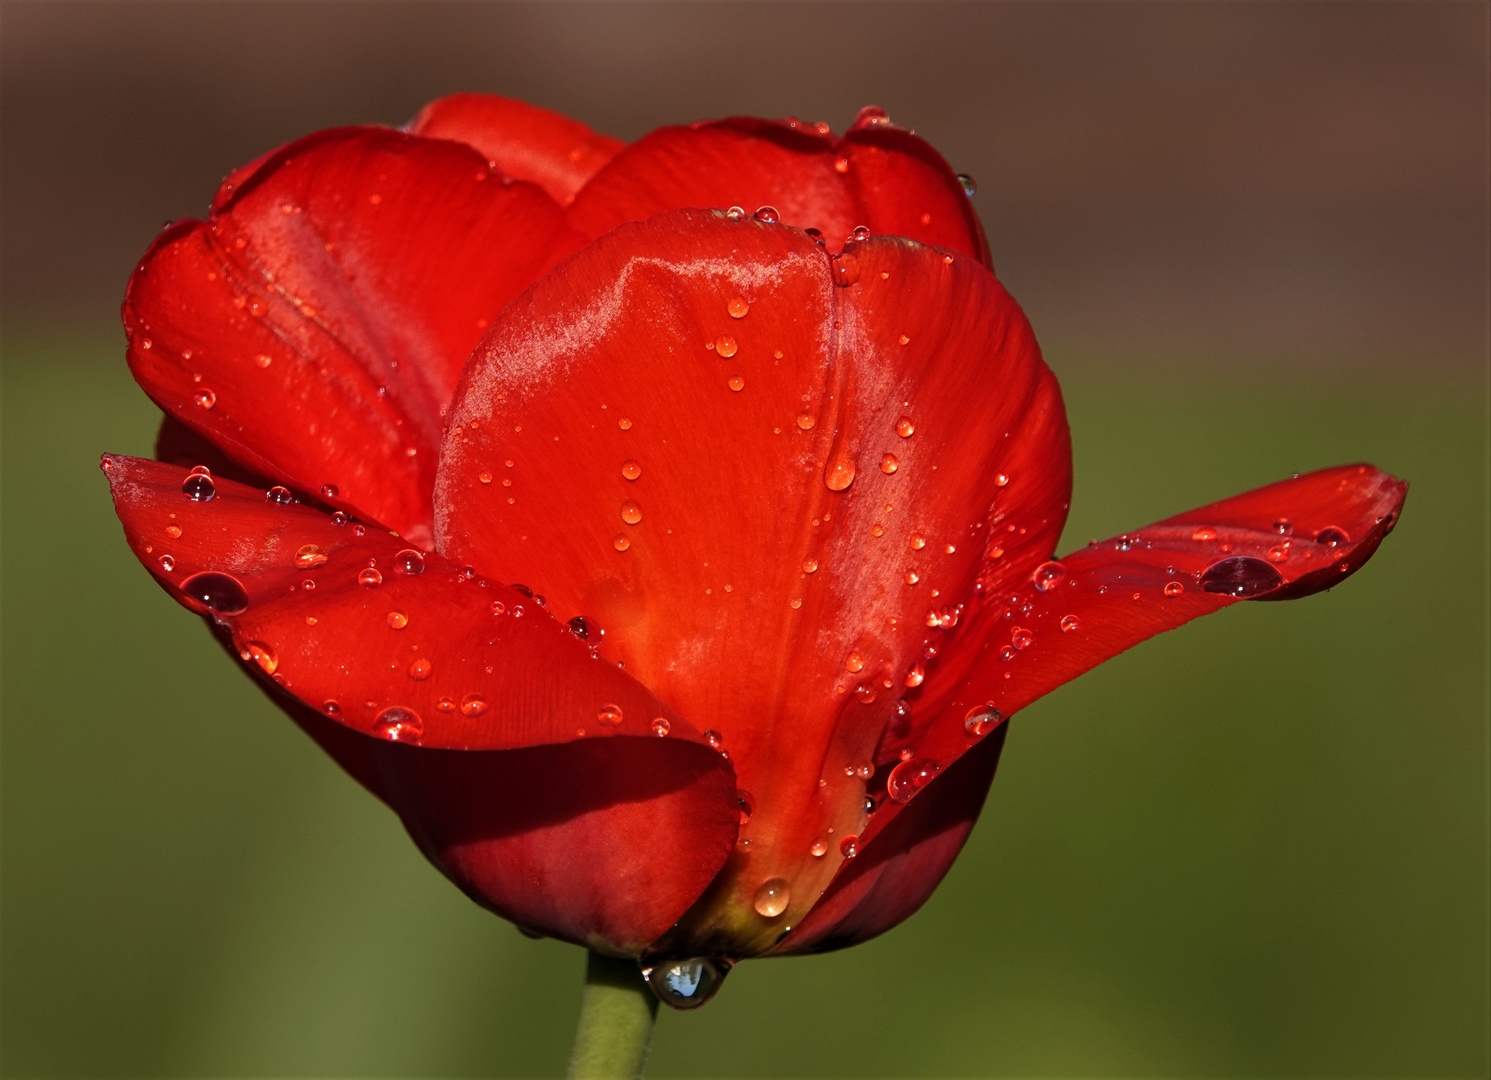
103 452 739 953
407 92 625 205
771 722 1009 955
124 127 586 546
567 110 989 264
435 210 1066 955
849 465 1408 857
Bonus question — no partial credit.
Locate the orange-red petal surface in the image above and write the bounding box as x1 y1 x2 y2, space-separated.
103 452 738 952
567 110 989 265
124 127 586 546
849 465 1408 859
408 92 625 205
435 210 1065 955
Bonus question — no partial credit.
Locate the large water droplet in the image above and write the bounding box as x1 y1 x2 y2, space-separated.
181 473 216 501
194 389 216 410
1163 581 1184 597
240 641 277 675
1199 556 1284 597
265 485 294 505
374 706 423 742
736 789 754 824
1060 613 1083 631
460 694 488 717
620 501 643 525
295 544 328 569
887 757 941 803
964 705 1004 736
621 460 642 481
753 205 779 223
1032 560 1066 591
181 571 248 614
597 703 623 727
880 453 899 474
358 567 383 588
831 252 860 287
393 549 424 575
387 610 408 629
1011 627 1034 650
824 457 856 491
1315 526 1350 548
895 416 915 438
840 835 860 858
715 334 738 358
957 173 977 196
408 658 432 680
651 717 671 737
752 877 790 918
568 615 600 641
643 958 728 1010
727 297 749 319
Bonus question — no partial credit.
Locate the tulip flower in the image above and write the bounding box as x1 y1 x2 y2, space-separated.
103 94 1405 1075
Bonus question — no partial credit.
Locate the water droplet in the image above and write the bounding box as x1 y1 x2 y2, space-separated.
825 456 856 491
437 697 456 713
490 600 507 615
408 657 432 680
194 389 216 410
725 205 747 222
831 252 860 286
320 484 338 499
1011 627 1033 650
895 416 915 438
393 549 425 575
621 460 642 481
834 156 850 174
887 757 941 803
736 790 754 824
266 485 294 505
295 544 328 569
715 334 738 357
810 836 829 857
957 172 977 196
597 703 624 727
1272 518 1293 536
157 554 175 572
164 523 182 539
359 567 383 588
1315 526 1350 547
855 683 878 704
240 641 277 675
1267 544 1291 563
1199 556 1284 597
613 534 631 552
460 694 488 717
643 958 727 1010
1191 526 1218 542
331 511 349 526
387 610 408 629
904 663 925 687
1163 581 1185 597
618 417 633 430
752 877 790 918
964 705 1003 736
880 453 899 474
727 297 749 319
568 615 600 641
1060 613 1082 632
181 571 249 614
374 706 423 742
620 501 643 525
704 729 724 751
845 651 865 672
323 700 340 715
1032 560 1066 592
804 227 825 246
796 412 816 430
840 835 860 857
181 473 216 501
651 717 671 737
253 353 273 368
478 471 493 484
753 205 779 223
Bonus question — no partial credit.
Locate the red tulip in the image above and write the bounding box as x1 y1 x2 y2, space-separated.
103 94 1406 1008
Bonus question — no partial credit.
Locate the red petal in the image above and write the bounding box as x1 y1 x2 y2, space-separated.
103 452 738 952
434 210 1066 956
849 465 1408 856
407 93 624 206
124 127 586 546
567 110 989 264
771 722 1009 955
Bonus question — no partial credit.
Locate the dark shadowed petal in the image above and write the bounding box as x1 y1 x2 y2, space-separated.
102 453 738 953
435 209 1065 956
124 127 587 546
407 92 625 205
567 109 989 264
847 465 1408 859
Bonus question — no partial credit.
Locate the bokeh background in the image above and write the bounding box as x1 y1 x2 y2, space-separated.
2 3 1486 1077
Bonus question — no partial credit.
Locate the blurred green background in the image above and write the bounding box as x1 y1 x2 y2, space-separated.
3 3 1486 1078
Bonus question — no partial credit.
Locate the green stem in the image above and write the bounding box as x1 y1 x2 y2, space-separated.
566 950 659 1080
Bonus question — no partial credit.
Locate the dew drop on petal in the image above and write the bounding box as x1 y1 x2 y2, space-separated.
824 458 856 491
618 417 633 430
810 836 829 857
880 453 899 474
597 703 623 727
1273 518 1293 536
753 205 779 223
752 877 790 918
181 571 248 614
393 549 425 575
964 705 1004 736
715 334 738 357
909 533 926 550
1011 627 1034 650
1199 556 1284 597
651 717 671 737
266 485 294 505
887 757 941 803
1164 581 1185 597
895 416 915 438
725 205 747 222
904 663 926 687
704 729 724 751
727 297 749 319
957 172 978 196
295 544 328 569
736 790 754 824
181 473 216 501
831 253 860 286
1315 526 1350 548
408 657 432 680
796 413 816 430
620 501 643 525
1032 560 1066 592
194 389 216 410
359 567 383 588
613 534 631 552
644 958 727 1010
840 835 860 858
845 651 865 672
240 641 277 675
479 472 493 484
460 694 488 717
156 553 174 571
374 706 423 743
728 375 745 392
1060 613 1082 632
621 460 642 481
387 610 408 630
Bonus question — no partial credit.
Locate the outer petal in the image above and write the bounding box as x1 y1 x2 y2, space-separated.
567 110 990 265
435 210 1066 956
124 127 587 546
773 721 1010 956
407 92 625 205
849 465 1408 859
102 454 737 953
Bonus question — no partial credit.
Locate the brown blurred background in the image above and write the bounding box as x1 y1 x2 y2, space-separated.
2 1 1485 366
3 4 1487 1078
